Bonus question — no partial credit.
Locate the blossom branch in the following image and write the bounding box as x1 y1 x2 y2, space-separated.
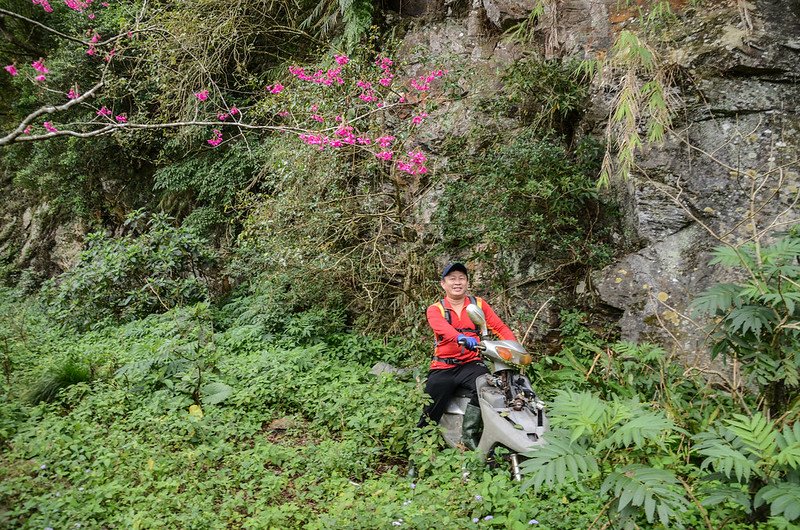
0 81 104 146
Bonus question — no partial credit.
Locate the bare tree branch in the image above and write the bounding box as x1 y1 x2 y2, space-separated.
0 7 89 46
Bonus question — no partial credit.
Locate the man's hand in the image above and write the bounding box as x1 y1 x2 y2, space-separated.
457 334 479 351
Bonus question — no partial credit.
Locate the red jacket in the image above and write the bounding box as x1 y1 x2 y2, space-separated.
426 296 517 370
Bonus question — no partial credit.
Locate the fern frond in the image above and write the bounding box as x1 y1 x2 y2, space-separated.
725 413 778 460
694 427 760 482
520 430 598 491
710 244 756 269
611 341 666 363
755 482 800 521
698 483 752 512
776 422 800 470
597 410 677 451
600 464 689 527
762 239 800 266
726 305 777 338
691 283 740 316
549 390 608 442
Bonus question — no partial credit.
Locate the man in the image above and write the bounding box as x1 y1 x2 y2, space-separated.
419 262 518 449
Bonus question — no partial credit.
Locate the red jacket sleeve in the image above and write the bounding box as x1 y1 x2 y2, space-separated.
480 299 517 341
426 304 460 345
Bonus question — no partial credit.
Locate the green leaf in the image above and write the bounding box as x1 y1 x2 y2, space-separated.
201 382 233 405
519 430 598 491
755 483 800 521
725 306 776 338
725 413 777 459
600 464 689 527
691 283 740 316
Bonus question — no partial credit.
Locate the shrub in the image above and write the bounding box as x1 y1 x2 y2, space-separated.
43 210 218 329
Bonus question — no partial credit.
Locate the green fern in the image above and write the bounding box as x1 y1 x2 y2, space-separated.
724 413 777 459
755 482 800 521
694 427 759 482
776 422 800 470
600 464 689 527
549 390 608 442
710 244 756 269
691 283 740 316
520 430 598 490
698 483 752 512
725 306 777 338
597 409 677 451
761 238 800 267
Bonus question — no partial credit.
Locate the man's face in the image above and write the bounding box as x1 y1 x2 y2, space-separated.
440 271 468 298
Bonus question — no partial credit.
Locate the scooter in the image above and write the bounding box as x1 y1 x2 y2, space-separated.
438 302 548 480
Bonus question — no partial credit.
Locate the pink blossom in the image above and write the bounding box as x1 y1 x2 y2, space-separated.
64 0 93 13
96 106 112 117
31 60 49 74
268 83 284 94
277 110 290 118
375 56 393 71
356 80 372 90
217 112 228 121
104 49 115 62
399 97 406 103
43 121 58 133
375 151 393 161
67 88 80 99
356 137 371 145
194 89 209 101
101 1 108 6
359 91 377 103
229 106 239 116
32 0 54 12
334 54 349 65
298 133 329 150
310 114 324 123
379 76 394 87
115 114 127 123
35 74 46 82
207 129 223 147
376 102 384 108
410 79 430 91
90 33 101 43
86 46 96 56
310 104 319 112
88 12 95 19
4 65 17 76
335 115 342 122
411 112 428 125
396 149 428 175
23 126 32 135
375 135 395 148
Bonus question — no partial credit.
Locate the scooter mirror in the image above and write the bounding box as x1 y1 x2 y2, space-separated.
465 304 489 337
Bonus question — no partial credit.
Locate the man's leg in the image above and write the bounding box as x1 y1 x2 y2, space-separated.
455 361 490 450
418 368 457 427
455 361 490 405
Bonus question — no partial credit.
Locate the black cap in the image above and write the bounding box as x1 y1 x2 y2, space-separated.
441 262 468 279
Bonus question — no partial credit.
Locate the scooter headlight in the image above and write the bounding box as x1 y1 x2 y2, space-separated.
496 346 513 361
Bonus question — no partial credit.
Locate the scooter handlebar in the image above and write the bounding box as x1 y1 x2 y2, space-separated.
456 338 486 351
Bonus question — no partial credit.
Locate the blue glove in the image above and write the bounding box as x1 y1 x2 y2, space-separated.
457 334 479 351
